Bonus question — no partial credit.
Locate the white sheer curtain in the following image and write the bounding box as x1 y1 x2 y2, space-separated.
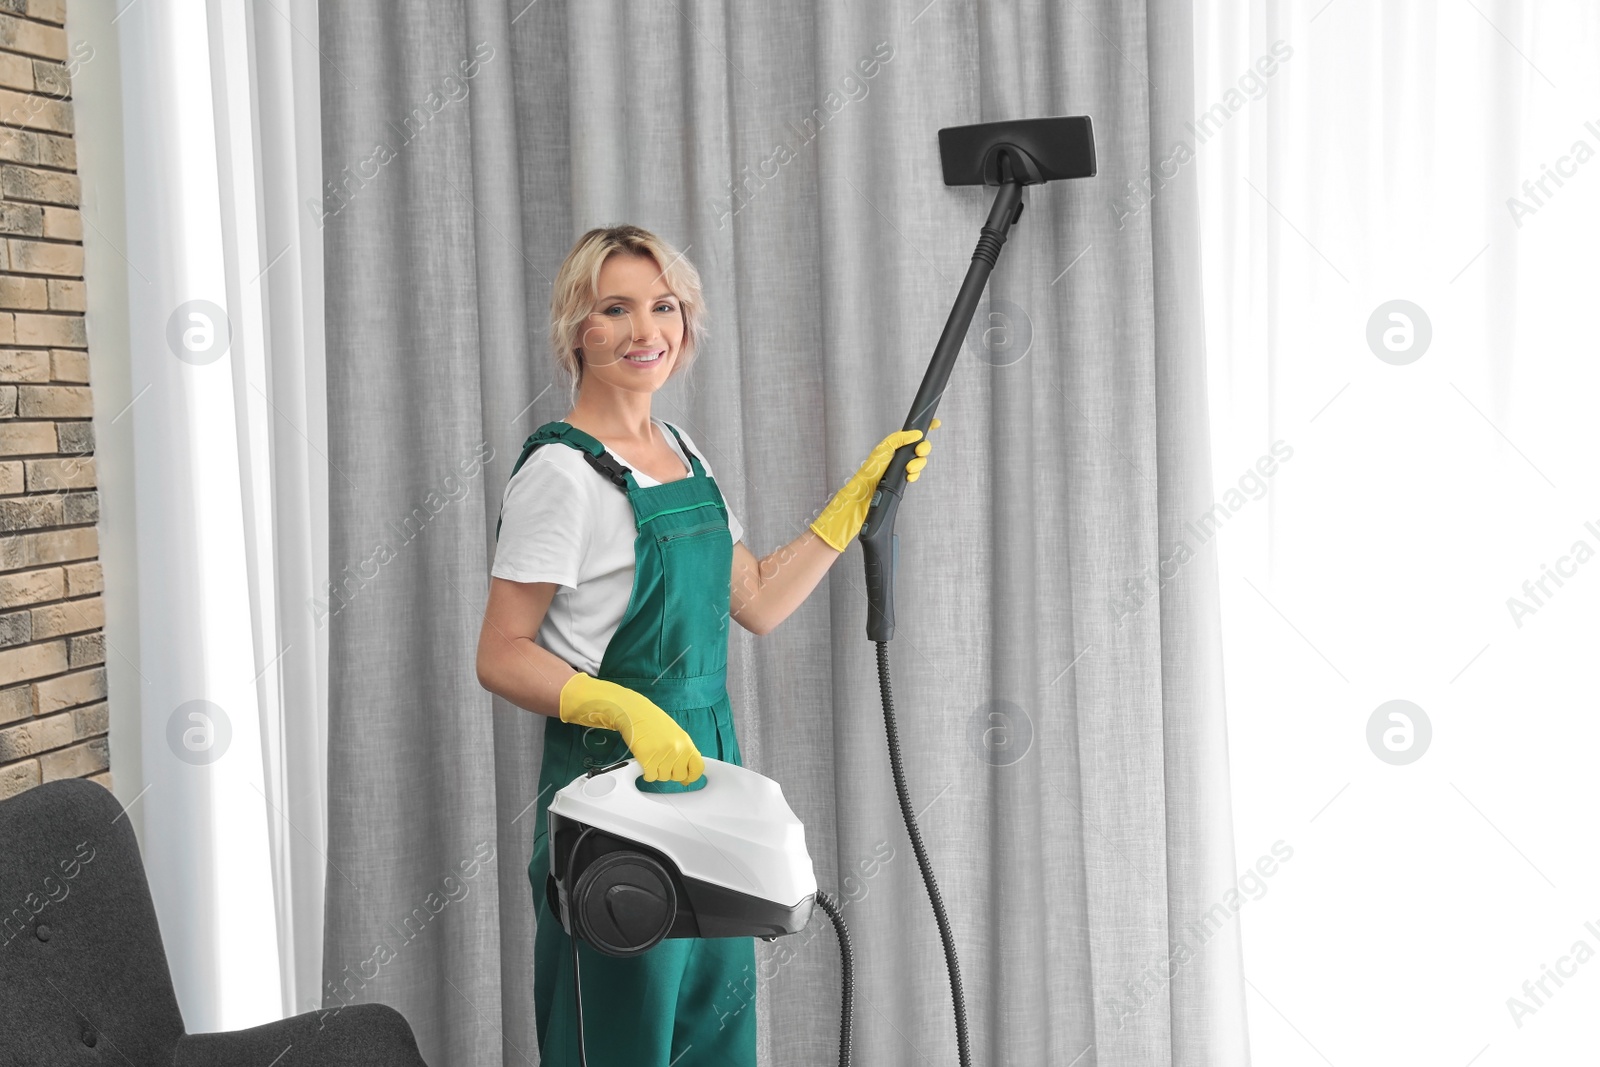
103 0 328 1028
1196 2 1600 1062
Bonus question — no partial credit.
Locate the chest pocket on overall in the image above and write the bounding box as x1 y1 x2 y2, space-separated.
651 511 734 679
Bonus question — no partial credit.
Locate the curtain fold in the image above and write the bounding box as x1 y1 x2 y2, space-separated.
1195 2 1600 1061
319 2 1247 1063
113 0 328 1028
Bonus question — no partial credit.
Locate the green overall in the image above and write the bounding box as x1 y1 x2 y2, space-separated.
502 421 757 1066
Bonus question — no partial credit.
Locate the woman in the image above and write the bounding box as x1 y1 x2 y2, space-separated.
475 224 938 1066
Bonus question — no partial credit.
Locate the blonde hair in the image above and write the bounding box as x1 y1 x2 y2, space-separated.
548 224 707 406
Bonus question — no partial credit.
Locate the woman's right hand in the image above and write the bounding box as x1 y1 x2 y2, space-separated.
558 672 705 784
809 418 941 551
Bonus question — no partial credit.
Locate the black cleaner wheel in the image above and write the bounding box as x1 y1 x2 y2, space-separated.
570 850 677 957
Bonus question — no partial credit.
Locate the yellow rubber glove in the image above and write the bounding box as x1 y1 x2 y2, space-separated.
558 672 705 784
810 417 941 552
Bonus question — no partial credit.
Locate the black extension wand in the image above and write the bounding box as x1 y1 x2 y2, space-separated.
857 115 1096 1067
860 115 1097 643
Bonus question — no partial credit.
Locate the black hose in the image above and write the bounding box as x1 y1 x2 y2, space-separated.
814 890 855 1067
876 639 971 1066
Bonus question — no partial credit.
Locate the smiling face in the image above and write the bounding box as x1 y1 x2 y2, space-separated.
575 252 685 398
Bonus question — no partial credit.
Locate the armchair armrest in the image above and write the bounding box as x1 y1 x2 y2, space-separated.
172 1003 428 1067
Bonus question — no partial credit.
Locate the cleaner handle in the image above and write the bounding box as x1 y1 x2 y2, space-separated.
860 494 901 641
861 172 1026 642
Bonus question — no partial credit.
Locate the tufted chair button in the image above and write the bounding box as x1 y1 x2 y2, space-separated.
35 923 50 941
81 1027 97 1047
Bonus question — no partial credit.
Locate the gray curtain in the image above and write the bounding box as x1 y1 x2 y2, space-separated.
319 2 1248 1065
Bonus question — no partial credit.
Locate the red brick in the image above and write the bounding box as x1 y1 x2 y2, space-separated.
0 12 66 61
29 595 100 638
62 560 97 595
16 384 87 417
0 419 51 451
0 703 69 757
40 737 108 780
32 664 103 713
0 756 38 798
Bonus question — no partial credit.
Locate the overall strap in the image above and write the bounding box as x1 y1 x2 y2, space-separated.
660 420 707 479
494 422 637 540
543 423 637 491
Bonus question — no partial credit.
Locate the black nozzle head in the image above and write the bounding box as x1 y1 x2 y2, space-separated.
938 115 1097 187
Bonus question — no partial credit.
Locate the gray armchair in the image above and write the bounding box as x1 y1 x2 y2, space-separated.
1 777 430 1065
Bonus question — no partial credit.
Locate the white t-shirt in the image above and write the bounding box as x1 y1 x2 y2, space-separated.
491 417 743 676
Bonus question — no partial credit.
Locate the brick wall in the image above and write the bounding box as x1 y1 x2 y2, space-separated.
0 0 108 801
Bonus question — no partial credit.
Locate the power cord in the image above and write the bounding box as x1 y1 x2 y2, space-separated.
567 826 596 1067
